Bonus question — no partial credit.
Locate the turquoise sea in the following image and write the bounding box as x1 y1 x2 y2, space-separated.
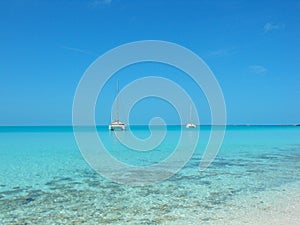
0 126 299 224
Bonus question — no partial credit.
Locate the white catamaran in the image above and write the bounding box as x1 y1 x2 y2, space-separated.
109 81 126 130
186 104 196 128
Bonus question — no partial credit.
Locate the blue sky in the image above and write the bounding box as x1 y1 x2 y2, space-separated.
0 0 299 125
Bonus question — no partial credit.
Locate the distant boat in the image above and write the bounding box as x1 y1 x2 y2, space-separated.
186 104 196 128
186 123 196 128
109 81 126 131
109 120 125 130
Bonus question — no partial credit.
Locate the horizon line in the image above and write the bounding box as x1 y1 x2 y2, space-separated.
0 124 299 127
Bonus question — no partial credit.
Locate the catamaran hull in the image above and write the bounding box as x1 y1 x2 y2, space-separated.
109 122 126 130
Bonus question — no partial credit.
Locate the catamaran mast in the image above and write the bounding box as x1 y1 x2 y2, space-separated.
116 80 119 122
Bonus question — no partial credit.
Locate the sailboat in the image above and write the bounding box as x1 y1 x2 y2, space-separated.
109 81 126 131
186 104 196 128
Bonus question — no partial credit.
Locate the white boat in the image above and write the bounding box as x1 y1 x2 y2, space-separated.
109 81 126 131
186 104 196 128
186 123 197 128
109 120 125 130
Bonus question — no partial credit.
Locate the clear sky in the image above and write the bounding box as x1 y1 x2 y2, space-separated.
0 0 299 125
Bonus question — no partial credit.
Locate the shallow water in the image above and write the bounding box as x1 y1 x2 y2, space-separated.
0 126 299 224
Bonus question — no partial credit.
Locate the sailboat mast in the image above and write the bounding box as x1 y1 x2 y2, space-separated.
189 104 192 123
116 80 119 121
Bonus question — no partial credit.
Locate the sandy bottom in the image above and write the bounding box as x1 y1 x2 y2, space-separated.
225 184 300 225
1 181 299 224
172 181 300 225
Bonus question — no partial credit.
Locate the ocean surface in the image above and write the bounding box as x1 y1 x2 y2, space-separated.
0 126 299 224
